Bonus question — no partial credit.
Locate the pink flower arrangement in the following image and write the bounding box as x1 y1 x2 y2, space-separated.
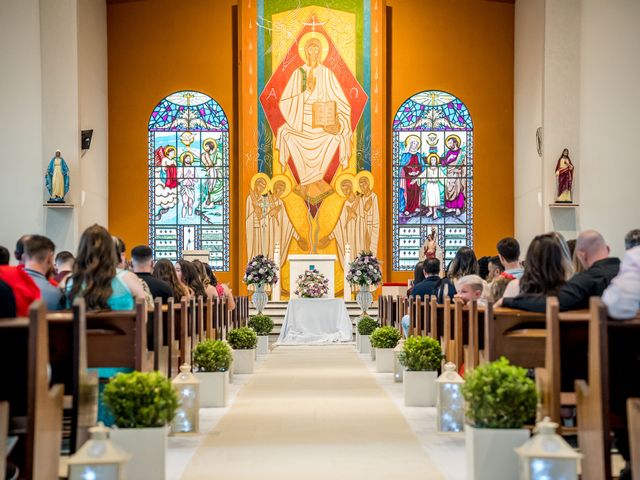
294 269 329 298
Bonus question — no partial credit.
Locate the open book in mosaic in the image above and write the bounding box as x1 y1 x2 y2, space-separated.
148 90 230 270
392 91 473 271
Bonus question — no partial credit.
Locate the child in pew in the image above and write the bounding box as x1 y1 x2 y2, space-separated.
453 274 488 307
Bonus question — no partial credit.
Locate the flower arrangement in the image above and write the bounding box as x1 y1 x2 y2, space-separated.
346 251 383 288
294 269 329 298
243 254 279 287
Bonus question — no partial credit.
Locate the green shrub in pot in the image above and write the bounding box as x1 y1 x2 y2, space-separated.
103 371 179 428
248 314 274 336
357 316 378 336
369 326 402 349
462 356 537 429
227 326 258 349
398 336 443 371
193 339 233 372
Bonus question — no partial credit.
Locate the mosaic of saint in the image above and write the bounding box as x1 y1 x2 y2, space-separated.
250 1 377 294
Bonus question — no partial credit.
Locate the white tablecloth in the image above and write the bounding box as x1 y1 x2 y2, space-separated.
276 298 353 345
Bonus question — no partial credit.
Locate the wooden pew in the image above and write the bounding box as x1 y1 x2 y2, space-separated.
0 301 64 480
628 398 640 480
47 298 98 454
483 303 546 368
1 401 8 480
84 298 151 372
576 298 640 480
537 297 589 430
204 296 215 340
153 298 171 377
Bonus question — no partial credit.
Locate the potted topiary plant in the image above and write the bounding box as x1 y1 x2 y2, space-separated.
104 371 179 480
227 326 258 374
398 336 443 406
462 357 537 480
248 314 274 356
370 326 402 373
357 315 378 354
192 339 233 407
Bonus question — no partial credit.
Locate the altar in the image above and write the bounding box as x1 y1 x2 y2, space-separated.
288 254 336 298
276 298 352 345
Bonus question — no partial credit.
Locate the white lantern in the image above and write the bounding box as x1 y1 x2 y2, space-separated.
515 416 582 480
436 362 465 433
393 339 405 383
171 364 200 434
68 422 130 480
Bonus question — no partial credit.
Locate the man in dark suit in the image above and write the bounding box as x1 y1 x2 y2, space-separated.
504 230 620 312
131 245 173 303
411 258 441 298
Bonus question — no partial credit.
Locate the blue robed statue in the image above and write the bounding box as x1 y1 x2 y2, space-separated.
45 150 70 203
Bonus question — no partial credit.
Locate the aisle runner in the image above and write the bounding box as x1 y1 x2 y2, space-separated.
181 346 445 480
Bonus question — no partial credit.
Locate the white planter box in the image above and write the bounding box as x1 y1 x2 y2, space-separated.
195 371 229 407
257 335 269 355
110 426 167 480
465 424 530 480
375 348 395 372
233 348 255 374
360 335 371 354
403 370 437 406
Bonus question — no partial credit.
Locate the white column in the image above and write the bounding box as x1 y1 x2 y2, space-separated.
343 244 352 300
272 242 281 301
0 0 44 253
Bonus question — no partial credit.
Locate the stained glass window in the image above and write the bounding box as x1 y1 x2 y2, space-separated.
148 91 230 270
392 91 473 271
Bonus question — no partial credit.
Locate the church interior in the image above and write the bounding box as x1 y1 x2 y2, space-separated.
1 0 639 479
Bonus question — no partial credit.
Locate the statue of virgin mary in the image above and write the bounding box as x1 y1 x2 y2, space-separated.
45 150 69 203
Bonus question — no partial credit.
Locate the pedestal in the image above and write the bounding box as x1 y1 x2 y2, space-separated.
288 254 337 299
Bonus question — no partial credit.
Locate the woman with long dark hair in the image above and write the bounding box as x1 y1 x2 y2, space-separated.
176 259 207 300
153 259 190 301
496 233 571 305
436 246 478 303
64 225 145 310
518 234 568 296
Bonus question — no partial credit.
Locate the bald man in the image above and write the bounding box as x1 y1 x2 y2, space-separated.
504 230 620 312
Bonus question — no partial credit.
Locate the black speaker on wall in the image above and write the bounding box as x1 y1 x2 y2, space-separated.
81 129 94 150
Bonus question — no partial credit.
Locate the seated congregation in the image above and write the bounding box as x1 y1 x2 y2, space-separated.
0 224 249 479
397 228 640 480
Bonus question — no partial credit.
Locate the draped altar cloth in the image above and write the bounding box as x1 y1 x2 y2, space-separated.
276 298 353 345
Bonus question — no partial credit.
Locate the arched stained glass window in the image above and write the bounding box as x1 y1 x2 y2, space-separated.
148 90 230 270
392 90 473 270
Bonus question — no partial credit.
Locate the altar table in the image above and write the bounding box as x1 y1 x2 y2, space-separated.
276 298 353 345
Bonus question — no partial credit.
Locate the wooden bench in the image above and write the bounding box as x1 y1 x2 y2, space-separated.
576 298 640 480
46 298 98 454
536 297 589 431
0 401 8 480
0 301 64 480
628 398 640 480
483 303 546 368
84 298 151 372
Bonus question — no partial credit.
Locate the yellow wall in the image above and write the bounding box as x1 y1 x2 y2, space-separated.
107 0 238 286
107 0 514 290
386 0 515 282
